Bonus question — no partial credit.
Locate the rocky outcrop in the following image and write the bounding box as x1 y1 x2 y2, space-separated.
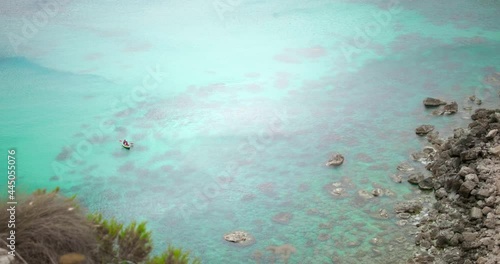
433 101 459 115
423 97 446 107
407 109 500 263
416 125 435 136
326 153 344 166
223 231 255 246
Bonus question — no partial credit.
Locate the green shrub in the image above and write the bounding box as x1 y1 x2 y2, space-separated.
0 188 201 264
147 246 201 264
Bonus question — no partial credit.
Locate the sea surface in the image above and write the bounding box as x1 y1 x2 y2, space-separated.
1 0 500 263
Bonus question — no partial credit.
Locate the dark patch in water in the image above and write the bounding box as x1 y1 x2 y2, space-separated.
56 147 73 161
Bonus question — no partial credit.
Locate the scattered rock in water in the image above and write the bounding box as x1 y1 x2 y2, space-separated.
358 190 374 199
397 212 411 219
396 220 408 226
418 177 434 190
423 97 446 107
443 101 458 115
326 153 344 166
325 182 348 198
407 173 424 184
372 188 383 197
397 162 414 172
330 187 346 197
369 237 382 246
415 125 435 136
223 231 255 246
390 174 403 183
272 212 293 224
394 200 422 214
378 209 389 219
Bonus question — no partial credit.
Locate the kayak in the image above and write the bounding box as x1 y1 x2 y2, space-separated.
122 142 131 149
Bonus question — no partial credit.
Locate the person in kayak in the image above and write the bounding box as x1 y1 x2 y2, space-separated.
123 139 129 146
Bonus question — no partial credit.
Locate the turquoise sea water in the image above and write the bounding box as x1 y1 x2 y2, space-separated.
1 0 500 263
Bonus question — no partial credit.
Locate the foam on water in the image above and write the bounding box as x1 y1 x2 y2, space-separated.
1 0 500 263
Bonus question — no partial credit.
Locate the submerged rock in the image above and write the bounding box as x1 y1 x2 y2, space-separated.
397 162 414 172
394 200 422 214
415 125 435 136
418 177 434 190
372 188 383 197
358 190 374 199
272 212 293 224
443 101 458 115
407 173 424 184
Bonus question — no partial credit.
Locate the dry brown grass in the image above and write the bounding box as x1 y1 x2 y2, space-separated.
0 189 97 264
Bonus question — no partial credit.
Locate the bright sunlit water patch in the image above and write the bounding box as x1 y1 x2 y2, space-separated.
1 0 500 263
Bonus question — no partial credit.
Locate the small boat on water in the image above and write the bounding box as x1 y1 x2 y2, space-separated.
120 139 133 149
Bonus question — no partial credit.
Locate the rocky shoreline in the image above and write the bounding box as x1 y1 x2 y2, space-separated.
404 109 500 263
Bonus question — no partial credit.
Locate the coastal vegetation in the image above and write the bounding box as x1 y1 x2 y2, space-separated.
0 188 200 264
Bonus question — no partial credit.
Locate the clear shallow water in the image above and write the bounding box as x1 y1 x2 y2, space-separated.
1 0 500 263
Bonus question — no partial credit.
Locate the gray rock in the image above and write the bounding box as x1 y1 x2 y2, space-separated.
435 188 448 199
460 149 479 161
462 231 478 242
372 188 383 197
397 162 414 172
489 145 500 156
416 125 435 136
390 174 403 183
459 166 475 176
458 180 476 197
470 207 482 219
326 153 344 166
464 173 479 183
358 190 374 199
477 187 492 198
443 101 458 115
223 231 255 246
394 200 422 214
408 173 424 184
485 129 498 139
418 177 434 190
423 97 446 107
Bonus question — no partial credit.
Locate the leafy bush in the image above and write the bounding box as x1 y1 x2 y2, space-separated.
147 246 201 264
